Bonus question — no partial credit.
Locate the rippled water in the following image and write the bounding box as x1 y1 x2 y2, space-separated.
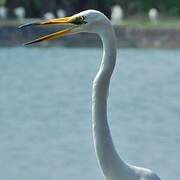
0 47 180 180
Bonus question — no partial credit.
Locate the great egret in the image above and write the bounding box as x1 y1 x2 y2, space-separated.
43 12 55 20
57 9 66 18
14 7 25 20
111 5 123 25
20 10 161 180
0 6 7 19
148 8 159 24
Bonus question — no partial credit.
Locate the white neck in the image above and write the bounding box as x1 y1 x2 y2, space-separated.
92 23 128 179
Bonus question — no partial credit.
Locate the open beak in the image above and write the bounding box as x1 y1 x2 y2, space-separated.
19 16 83 45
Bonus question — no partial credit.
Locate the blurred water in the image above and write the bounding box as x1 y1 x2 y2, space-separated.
0 47 180 180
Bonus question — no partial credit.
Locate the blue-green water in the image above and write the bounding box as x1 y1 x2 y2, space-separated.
0 47 180 180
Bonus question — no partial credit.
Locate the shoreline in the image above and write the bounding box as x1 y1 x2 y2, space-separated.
1 20 180 48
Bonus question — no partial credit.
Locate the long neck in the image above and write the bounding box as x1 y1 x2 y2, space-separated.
92 24 127 179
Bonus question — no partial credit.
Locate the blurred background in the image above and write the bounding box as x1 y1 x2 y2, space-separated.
1 0 180 18
1 0 180 47
0 1 180 180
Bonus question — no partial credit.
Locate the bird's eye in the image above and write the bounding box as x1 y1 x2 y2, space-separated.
73 16 87 25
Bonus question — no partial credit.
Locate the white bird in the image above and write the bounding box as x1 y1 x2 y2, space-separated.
0 6 7 19
20 10 161 180
43 12 55 20
148 8 159 24
111 5 123 25
57 9 66 18
14 6 25 20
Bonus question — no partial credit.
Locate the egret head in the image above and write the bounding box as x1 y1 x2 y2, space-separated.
19 10 110 45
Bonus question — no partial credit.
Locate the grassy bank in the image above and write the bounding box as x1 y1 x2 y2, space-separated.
1 18 180 29
120 18 180 29
1 18 180 48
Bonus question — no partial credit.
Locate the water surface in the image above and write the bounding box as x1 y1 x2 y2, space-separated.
0 47 180 180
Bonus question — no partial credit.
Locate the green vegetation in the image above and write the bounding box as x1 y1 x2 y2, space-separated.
120 19 180 29
1 18 180 29
0 0 6 5
2 0 180 18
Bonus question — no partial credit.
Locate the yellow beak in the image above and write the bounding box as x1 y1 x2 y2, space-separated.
19 16 79 45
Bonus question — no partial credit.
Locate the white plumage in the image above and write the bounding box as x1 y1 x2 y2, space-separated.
0 6 7 19
43 12 55 20
148 8 159 23
111 5 123 25
14 6 25 20
21 10 162 180
57 9 66 18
